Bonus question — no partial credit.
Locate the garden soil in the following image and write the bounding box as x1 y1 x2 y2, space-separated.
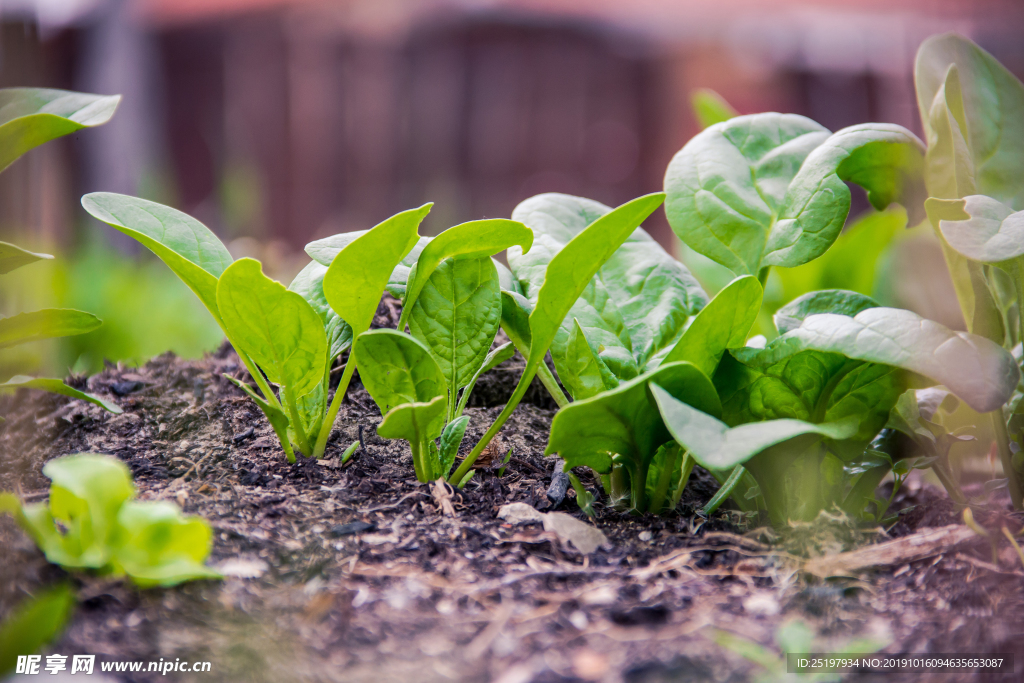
2 301 1024 683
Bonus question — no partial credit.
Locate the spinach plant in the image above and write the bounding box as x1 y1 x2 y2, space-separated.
1 88 122 414
83 194 430 461
652 295 1018 525
0 585 74 678
913 33 1024 508
1 454 220 586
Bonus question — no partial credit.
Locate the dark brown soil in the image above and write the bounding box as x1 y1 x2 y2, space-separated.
2 306 1024 682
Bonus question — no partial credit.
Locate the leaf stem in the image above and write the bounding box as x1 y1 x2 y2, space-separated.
536 361 570 408
700 466 745 516
989 412 1022 509
282 384 311 457
237 349 283 412
312 358 357 459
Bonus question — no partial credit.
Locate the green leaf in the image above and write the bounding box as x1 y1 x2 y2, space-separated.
561 318 619 401
111 501 221 587
289 261 352 361
307 231 430 299
510 193 704 380
439 415 470 479
0 88 120 172
217 258 327 399
545 361 720 512
1 375 122 414
0 240 52 275
665 114 925 275
454 341 515 418
354 329 447 422
0 584 75 678
659 275 761 376
733 307 1018 414
500 290 533 351
937 195 1024 266
653 384 859 471
774 289 880 335
691 88 738 129
0 309 102 349
323 205 431 336
81 193 233 323
409 257 502 395
3 454 135 569
399 218 533 329
377 396 448 482
915 33 1024 209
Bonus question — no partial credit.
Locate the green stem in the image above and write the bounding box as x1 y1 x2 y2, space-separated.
757 266 771 288
536 361 570 408
312 358 357 459
237 348 283 412
990 412 1022 509
282 383 311 457
671 452 696 511
609 462 630 508
410 438 425 482
630 463 648 514
449 357 538 484
700 466 745 516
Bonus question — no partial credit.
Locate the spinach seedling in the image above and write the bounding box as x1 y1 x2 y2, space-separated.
914 33 1024 507
0 88 121 414
449 192 667 484
0 585 74 678
1 454 220 586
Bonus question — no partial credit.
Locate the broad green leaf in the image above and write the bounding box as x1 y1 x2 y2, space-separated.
691 88 738 129
289 261 352 360
500 290 533 352
409 257 502 393
652 383 858 471
217 258 327 399
1 375 122 414
399 218 533 329
377 396 448 482
665 114 924 275
915 33 1024 209
764 124 925 268
81 193 233 322
307 231 430 299
937 195 1024 266
0 88 120 172
439 415 470 478
4 454 134 569
545 361 720 479
561 318 618 400
774 290 880 335
323 205 431 336
515 193 677 376
732 307 1018 414
0 240 52 275
659 275 761 375
0 309 102 349
0 584 74 677
111 501 221 587
354 329 447 420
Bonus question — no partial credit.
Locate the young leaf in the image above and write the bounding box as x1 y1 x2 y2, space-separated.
408 257 502 395
377 396 448 482
398 218 533 329
451 193 667 482
81 193 233 322
510 193 706 379
454 341 515 418
915 33 1024 208
0 88 120 172
658 275 762 376
308 233 430 298
354 329 447 418
664 114 925 275
439 415 471 479
774 289 880 335
217 258 327 400
500 290 533 351
0 240 52 275
0 309 102 349
691 88 738 129
652 384 859 471
561 318 619 401
2 454 134 569
0 584 75 678
111 501 221 587
545 361 720 511
1 376 122 414
735 307 1018 413
288 261 352 361
937 195 1024 267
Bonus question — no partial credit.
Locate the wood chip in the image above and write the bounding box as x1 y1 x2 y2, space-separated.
804 524 977 577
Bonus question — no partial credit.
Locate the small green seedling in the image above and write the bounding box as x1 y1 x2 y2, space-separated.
0 453 220 587
0 88 121 415
0 584 75 678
